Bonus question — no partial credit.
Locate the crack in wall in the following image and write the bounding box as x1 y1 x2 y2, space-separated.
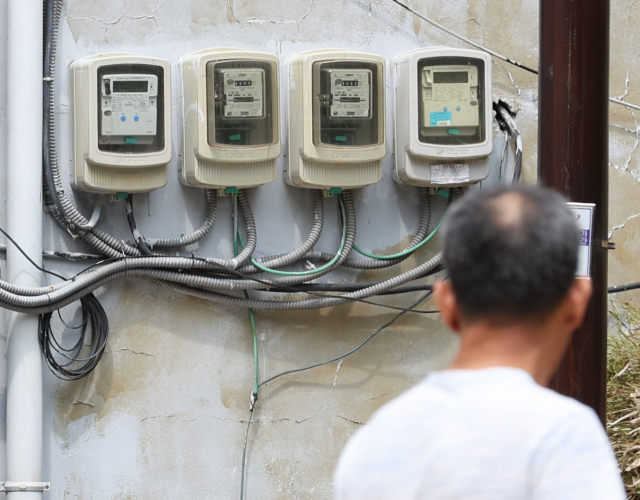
72 400 95 408
366 391 390 401
499 62 521 96
106 347 155 357
227 0 314 28
336 414 365 425
615 55 639 100
139 412 319 424
609 211 640 239
332 360 343 388
466 1 480 26
153 0 171 14
66 13 160 43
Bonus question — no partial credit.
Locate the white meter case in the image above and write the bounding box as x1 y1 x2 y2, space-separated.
180 48 279 190
71 53 171 193
392 47 492 187
285 49 385 191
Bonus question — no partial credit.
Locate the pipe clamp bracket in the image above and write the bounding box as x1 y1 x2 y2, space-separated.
0 482 51 492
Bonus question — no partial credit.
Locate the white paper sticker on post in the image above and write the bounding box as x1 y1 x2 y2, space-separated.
567 202 595 278
430 163 470 185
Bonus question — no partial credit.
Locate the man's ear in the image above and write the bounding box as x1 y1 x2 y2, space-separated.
434 280 462 333
561 278 593 332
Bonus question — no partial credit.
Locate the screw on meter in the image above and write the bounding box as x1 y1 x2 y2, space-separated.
420 65 479 136
327 69 371 119
220 69 265 119
100 74 158 141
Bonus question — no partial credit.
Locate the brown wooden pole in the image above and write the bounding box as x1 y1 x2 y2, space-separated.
538 0 610 423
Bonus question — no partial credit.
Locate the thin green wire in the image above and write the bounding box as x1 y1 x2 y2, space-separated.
246 296 259 396
242 195 348 277
235 194 259 500
233 203 259 394
352 198 451 260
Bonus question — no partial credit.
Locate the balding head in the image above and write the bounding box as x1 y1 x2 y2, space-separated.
442 185 580 322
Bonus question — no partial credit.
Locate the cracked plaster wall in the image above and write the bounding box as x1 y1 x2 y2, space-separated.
0 0 638 498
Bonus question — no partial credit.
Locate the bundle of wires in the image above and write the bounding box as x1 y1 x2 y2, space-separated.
29 0 486 383
38 292 109 380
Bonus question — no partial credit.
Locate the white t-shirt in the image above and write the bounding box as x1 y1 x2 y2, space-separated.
334 367 625 500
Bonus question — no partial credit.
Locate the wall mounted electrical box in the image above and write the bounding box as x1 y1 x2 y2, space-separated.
70 53 171 193
392 47 492 187
285 49 385 191
180 48 279 189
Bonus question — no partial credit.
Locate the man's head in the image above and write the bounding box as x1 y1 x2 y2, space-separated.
435 185 592 333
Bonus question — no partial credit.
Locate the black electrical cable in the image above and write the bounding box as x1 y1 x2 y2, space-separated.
493 100 522 185
608 282 640 294
261 281 436 295
38 292 109 380
125 195 154 256
238 289 434 498
0 226 66 281
386 0 538 75
0 221 444 315
257 291 434 390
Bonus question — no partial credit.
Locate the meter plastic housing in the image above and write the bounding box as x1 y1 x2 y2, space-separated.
392 47 492 187
180 48 279 189
285 49 385 190
70 53 171 193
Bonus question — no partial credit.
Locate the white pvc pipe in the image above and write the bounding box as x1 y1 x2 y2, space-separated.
6 0 44 498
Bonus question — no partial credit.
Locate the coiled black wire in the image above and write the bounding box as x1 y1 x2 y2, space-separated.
38 293 109 380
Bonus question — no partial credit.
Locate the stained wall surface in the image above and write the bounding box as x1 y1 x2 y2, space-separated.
0 0 638 498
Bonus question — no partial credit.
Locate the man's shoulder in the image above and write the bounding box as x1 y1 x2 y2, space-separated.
369 368 600 431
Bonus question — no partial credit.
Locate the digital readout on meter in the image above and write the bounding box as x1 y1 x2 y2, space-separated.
112 80 149 93
433 71 469 84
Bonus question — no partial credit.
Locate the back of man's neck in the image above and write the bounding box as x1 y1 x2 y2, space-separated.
448 322 560 386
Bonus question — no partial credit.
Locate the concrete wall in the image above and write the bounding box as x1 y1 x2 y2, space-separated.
0 0 638 498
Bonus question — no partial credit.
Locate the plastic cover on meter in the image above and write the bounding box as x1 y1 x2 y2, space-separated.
285 49 386 191
71 53 171 193
392 47 492 187
180 48 280 190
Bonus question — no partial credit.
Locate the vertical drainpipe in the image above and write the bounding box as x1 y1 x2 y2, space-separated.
538 0 610 423
6 0 44 497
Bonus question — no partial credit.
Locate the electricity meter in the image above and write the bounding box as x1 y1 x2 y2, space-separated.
285 49 385 191
392 47 492 187
180 48 279 189
70 53 171 193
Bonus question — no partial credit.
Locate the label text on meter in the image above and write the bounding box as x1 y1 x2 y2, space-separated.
221 69 265 119
101 74 158 137
328 69 371 119
420 65 480 135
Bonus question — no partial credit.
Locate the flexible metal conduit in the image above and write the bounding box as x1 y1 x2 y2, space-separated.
305 187 432 269
0 187 457 315
150 189 217 248
150 251 443 310
238 189 324 273
43 0 218 258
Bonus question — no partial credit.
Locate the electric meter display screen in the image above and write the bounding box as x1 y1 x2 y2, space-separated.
417 56 485 146
206 61 277 147
313 61 383 148
97 67 164 154
112 80 149 93
433 71 468 84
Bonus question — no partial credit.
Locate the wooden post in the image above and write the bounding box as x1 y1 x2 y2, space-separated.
538 0 610 423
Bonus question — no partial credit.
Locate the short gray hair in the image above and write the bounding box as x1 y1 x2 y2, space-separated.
442 185 580 321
